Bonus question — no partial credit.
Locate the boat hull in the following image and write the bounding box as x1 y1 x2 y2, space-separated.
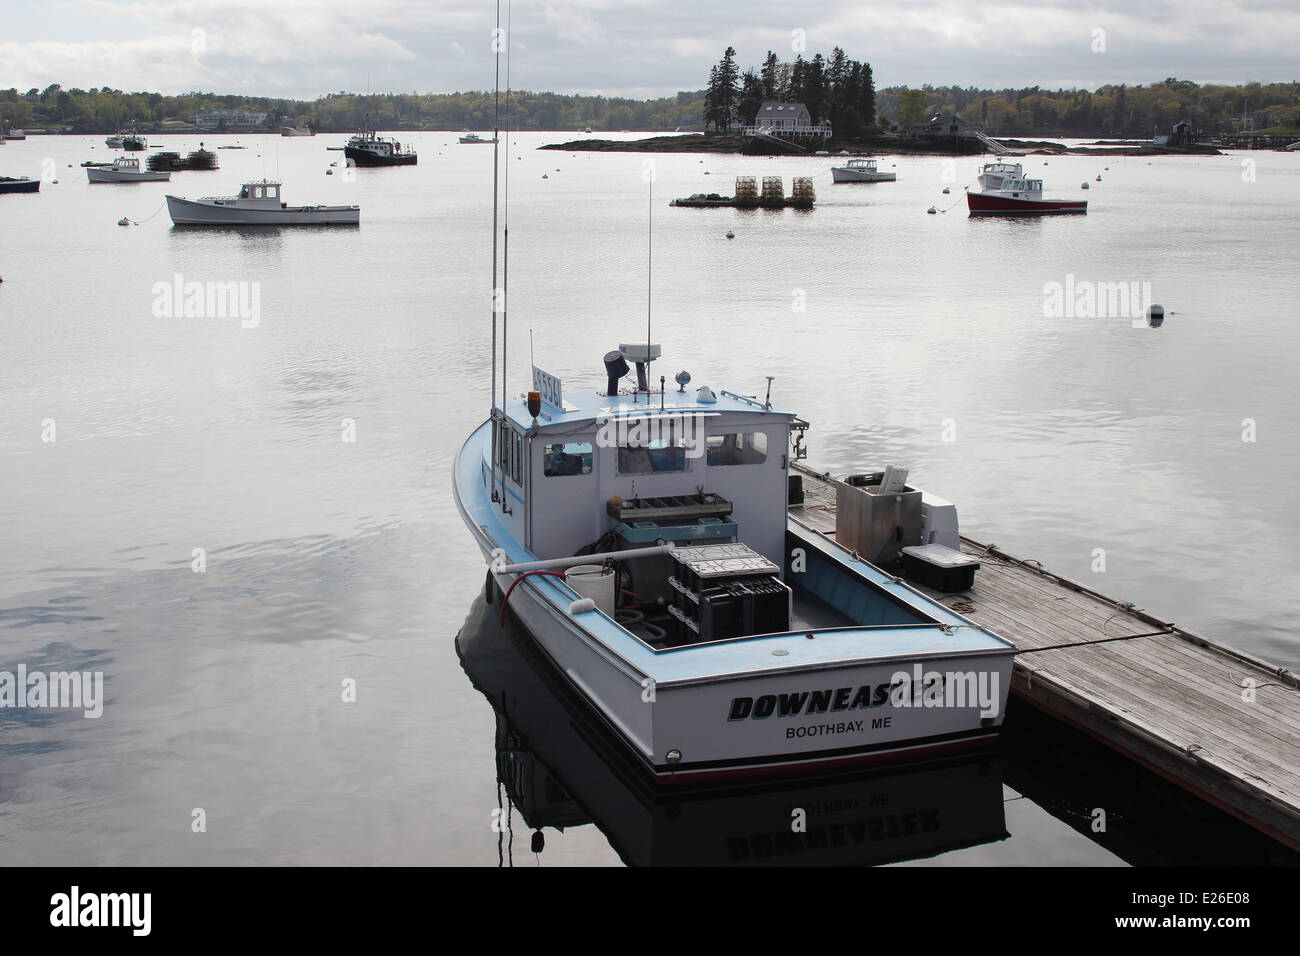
165 195 359 225
454 422 1015 785
343 146 417 167
88 168 171 183
0 178 39 194
967 191 1087 215
831 168 896 183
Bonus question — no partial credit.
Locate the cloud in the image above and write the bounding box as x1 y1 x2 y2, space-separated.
2 0 1298 99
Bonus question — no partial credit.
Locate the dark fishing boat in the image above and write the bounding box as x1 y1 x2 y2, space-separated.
0 176 39 194
344 124 417 167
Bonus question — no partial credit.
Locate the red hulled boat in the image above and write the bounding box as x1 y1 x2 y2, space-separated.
966 162 1086 215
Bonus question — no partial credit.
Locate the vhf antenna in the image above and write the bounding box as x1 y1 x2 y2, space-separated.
489 0 502 503
501 0 512 481
644 172 652 407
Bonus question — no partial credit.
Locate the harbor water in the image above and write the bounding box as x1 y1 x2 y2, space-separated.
0 132 1296 864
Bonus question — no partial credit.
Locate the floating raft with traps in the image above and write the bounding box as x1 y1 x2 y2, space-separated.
671 176 815 209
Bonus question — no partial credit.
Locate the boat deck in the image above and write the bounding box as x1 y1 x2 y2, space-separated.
791 464 1300 849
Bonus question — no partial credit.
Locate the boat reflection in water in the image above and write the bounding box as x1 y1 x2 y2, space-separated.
456 590 1010 866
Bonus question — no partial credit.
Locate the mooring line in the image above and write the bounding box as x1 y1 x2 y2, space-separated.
1015 628 1175 654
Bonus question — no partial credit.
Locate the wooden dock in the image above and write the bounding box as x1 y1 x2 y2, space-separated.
791 464 1300 850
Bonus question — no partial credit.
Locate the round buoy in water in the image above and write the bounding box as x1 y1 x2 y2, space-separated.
942 187 950 194
927 206 937 214
117 218 130 226
542 173 548 178
726 230 735 239
1082 182 1090 189
1146 304 1165 328
326 169 333 175
1096 175 1102 181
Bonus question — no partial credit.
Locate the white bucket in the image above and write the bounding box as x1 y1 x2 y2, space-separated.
565 564 616 616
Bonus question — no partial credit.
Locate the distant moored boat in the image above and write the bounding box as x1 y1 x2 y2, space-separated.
165 180 359 225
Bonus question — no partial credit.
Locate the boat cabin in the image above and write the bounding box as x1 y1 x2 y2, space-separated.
485 344 792 572
235 182 283 204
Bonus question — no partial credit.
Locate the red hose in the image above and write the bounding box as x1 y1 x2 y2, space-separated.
499 570 567 627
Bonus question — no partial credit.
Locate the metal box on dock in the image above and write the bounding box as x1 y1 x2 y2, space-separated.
834 479 922 566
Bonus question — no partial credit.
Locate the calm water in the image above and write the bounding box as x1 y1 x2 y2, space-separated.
1 133 1297 865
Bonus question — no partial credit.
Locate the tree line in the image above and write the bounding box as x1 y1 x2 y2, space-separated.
3 77 1297 137
0 85 705 133
704 47 877 136
877 78 1300 136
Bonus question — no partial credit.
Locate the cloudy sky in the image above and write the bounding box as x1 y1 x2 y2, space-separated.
1 0 1297 99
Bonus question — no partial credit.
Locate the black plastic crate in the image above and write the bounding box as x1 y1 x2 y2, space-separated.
900 544 979 593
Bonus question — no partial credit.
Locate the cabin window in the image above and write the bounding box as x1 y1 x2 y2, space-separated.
706 431 768 466
617 438 690 475
495 421 525 485
253 186 263 198
544 442 592 476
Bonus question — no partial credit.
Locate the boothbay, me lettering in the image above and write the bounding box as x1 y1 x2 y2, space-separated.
728 665 1001 723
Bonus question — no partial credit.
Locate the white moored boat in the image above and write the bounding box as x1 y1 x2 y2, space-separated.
165 180 359 225
455 345 1015 784
87 156 171 183
831 158 896 183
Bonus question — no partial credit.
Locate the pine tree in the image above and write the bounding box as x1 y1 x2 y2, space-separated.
760 51 779 100
739 70 764 126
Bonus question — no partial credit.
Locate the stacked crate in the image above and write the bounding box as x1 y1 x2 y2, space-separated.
665 544 792 645
791 177 815 202
734 176 758 200
761 176 784 201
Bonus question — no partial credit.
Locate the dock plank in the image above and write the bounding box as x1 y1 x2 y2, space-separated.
789 464 1300 847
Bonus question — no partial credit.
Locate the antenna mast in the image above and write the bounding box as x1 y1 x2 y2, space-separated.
489 0 502 503
646 175 653 392
501 0 512 465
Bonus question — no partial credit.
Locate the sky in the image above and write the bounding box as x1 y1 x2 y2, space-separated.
1 0 1297 100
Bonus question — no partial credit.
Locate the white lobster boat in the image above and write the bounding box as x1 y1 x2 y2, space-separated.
831 158 896 183
165 180 359 225
87 156 171 183
455 346 1015 783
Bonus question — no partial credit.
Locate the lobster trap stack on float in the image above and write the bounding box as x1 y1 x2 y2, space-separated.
664 544 791 646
